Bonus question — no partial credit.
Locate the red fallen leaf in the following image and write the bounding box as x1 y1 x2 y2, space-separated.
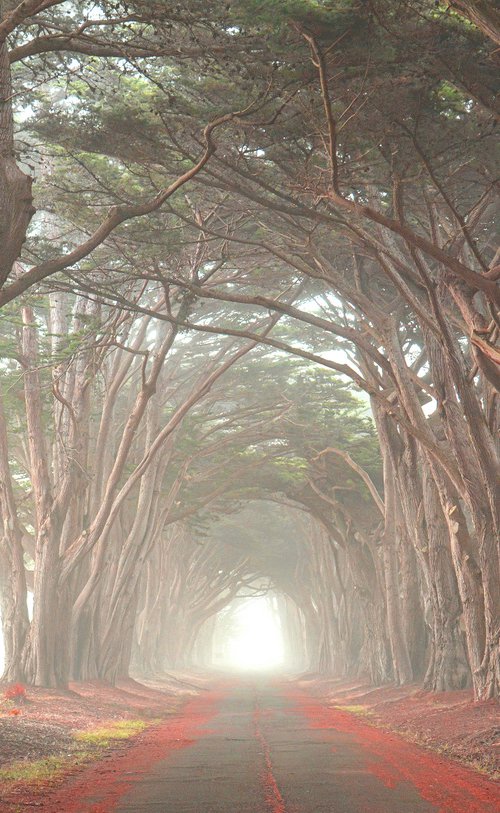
8 708 21 716
4 683 27 702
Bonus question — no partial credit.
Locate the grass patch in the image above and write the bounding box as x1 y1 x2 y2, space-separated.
0 753 88 783
73 718 148 747
335 704 372 716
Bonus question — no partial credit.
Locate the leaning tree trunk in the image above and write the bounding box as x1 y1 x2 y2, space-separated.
421 465 470 691
397 516 428 681
0 395 29 681
347 532 392 684
0 544 28 682
19 306 71 687
0 41 34 287
98 592 140 685
431 465 487 692
191 615 217 669
424 325 500 698
19 301 94 688
378 416 413 685
390 430 469 690
448 0 500 46
279 594 307 672
133 546 168 677
22 520 72 687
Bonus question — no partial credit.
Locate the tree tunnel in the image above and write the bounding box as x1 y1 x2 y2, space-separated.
1 0 498 704
130 501 375 681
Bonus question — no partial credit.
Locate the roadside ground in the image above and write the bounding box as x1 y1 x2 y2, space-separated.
0 673 207 811
296 675 499 778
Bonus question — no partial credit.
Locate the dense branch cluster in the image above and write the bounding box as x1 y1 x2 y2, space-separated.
0 1 498 699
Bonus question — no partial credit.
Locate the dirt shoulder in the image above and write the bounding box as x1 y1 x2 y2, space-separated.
294 675 499 779
0 673 207 811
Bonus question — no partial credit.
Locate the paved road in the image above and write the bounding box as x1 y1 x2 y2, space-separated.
45 678 500 813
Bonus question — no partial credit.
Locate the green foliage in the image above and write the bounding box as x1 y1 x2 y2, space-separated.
433 80 471 117
232 0 364 35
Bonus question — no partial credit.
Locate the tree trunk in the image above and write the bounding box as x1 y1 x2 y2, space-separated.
0 394 29 680
421 467 470 691
22 529 69 686
449 1 500 46
0 41 34 287
379 416 413 684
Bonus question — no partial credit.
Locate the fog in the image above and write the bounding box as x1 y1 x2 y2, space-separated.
212 595 285 672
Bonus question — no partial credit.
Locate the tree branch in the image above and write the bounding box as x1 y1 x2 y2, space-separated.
0 112 239 307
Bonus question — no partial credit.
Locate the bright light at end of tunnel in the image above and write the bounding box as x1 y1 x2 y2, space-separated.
224 597 284 671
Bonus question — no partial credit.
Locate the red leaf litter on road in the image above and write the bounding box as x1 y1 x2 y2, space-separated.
287 687 500 813
254 703 286 813
39 689 223 813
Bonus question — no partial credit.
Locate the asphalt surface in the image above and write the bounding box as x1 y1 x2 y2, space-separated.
114 679 437 813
